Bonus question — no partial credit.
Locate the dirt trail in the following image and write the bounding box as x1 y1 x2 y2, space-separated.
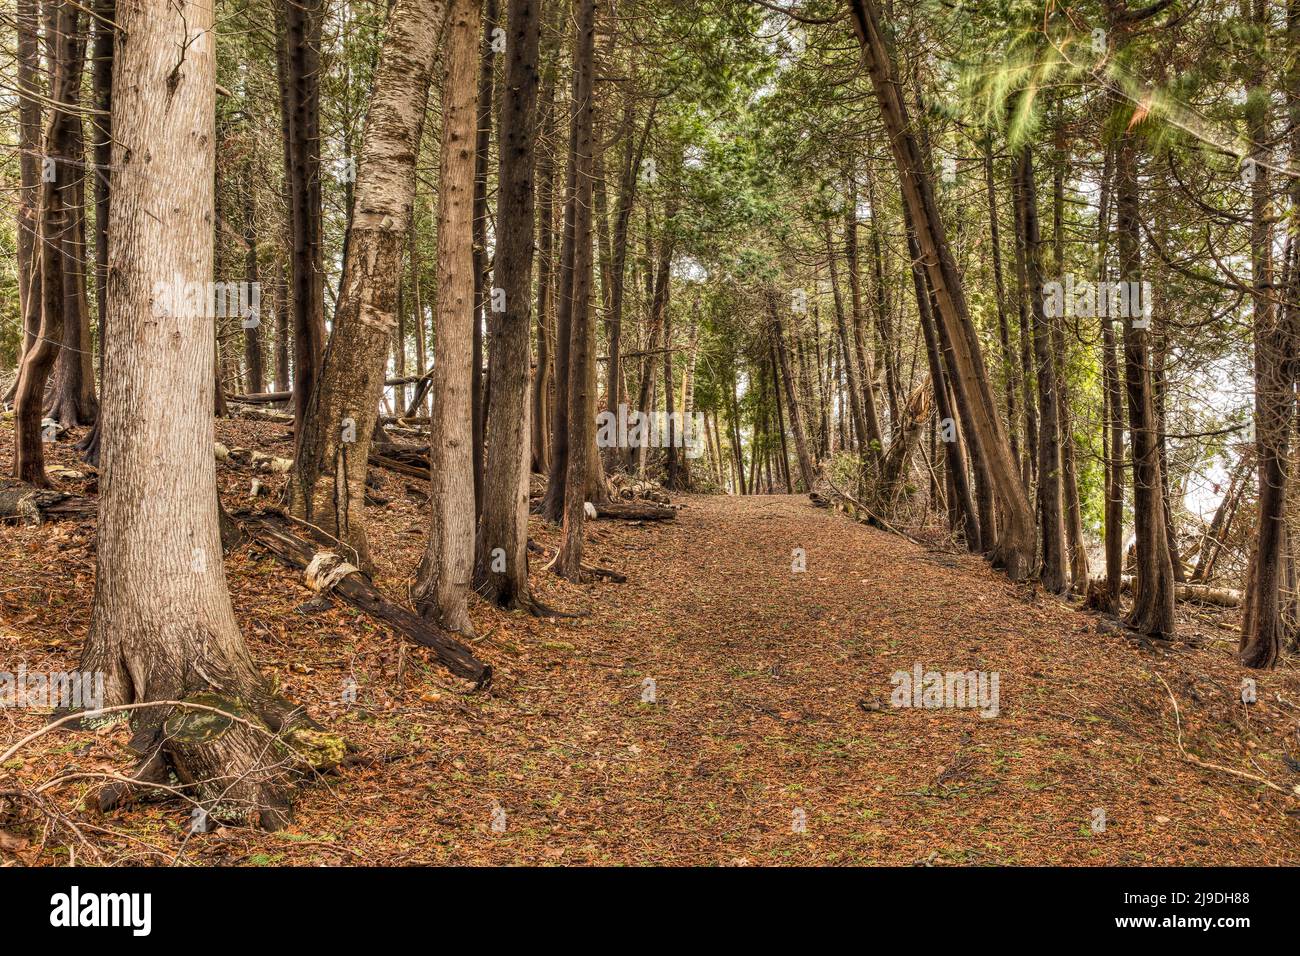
4 460 1299 864
296 493 1298 865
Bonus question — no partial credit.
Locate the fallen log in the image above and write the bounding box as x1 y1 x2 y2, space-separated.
593 501 676 521
233 407 294 424
228 390 293 404
1120 575 1241 608
215 442 293 474
0 481 96 523
369 453 429 480
232 377 427 407
238 510 491 687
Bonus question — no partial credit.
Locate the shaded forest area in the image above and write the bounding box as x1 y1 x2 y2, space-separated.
2 0 1300 865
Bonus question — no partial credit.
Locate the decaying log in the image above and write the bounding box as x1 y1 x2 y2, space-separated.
232 378 426 406
1120 575 1241 608
215 442 293 473
0 481 95 523
233 407 295 424
369 453 429 479
228 390 294 404
238 510 491 687
592 501 676 521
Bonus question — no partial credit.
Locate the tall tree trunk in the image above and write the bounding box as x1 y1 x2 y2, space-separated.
1050 118 1089 591
81 0 334 830
1241 0 1289 666
476 0 541 608
606 101 655 421
908 227 979 550
1012 144 1067 594
768 288 815 490
48 109 100 427
541 36 580 523
663 288 680 488
847 0 1035 578
415 0 480 632
728 362 746 494
77 0 115 466
287 0 443 572
984 136 1020 471
8 0 43 409
275 264 291 391
1112 54 1175 637
242 178 265 395
826 219 880 468
13 0 84 485
555 0 597 579
531 45 559 473
1095 146 1125 614
276 0 326 455
471 0 499 520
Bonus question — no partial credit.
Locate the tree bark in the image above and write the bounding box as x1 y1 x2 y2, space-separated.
555 0 598 579
276 0 327 456
13 0 85 485
81 0 335 830
287 0 443 573
415 0 480 632
8 0 43 409
768 288 816 490
1241 0 1290 667
1012 143 1067 594
476 0 542 608
1113 67 1176 638
847 0 1035 578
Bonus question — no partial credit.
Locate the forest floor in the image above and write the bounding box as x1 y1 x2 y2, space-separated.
2 416 1300 865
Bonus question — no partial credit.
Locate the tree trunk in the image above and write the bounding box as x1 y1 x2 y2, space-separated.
76 0 115 466
907 227 979 550
1012 144 1067 594
13 0 85 485
531 48 559 474
276 0 327 456
81 0 336 831
607 102 656 422
826 219 879 467
541 38 580 523
844 178 887 457
768 288 815 490
7 0 43 409
242 178 265 395
984 135 1020 471
471 0 499 520
847 0 1035 578
1241 0 1289 667
48 110 100 428
1113 76 1176 638
555 0 597 580
476 0 541 608
286 0 443 573
415 0 479 632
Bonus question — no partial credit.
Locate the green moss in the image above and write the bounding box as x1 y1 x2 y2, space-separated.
163 693 246 743
287 728 347 770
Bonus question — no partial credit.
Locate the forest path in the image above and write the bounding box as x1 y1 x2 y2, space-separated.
299 492 1300 865
7 415 1294 865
